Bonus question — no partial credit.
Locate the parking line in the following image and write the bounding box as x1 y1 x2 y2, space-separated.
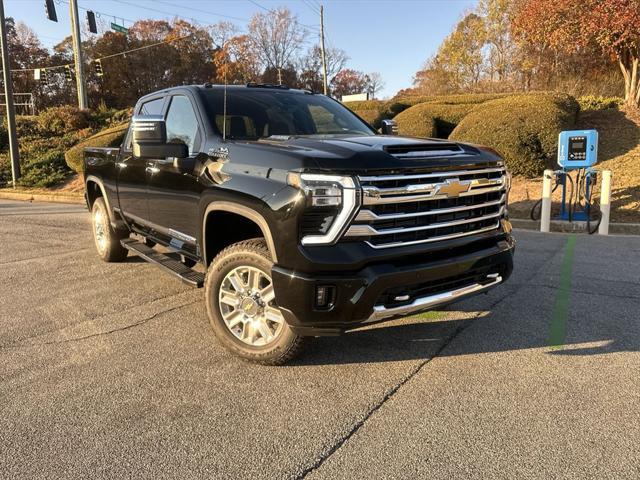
548 234 577 348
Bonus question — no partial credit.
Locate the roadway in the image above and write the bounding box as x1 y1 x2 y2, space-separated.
1 199 638 479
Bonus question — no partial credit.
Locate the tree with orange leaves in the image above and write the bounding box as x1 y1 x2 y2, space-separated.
512 0 640 107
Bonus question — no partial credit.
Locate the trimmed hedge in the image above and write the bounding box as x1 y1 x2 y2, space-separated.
450 92 579 177
578 95 623 111
395 103 478 139
393 92 515 107
344 100 411 129
393 106 437 138
65 123 128 173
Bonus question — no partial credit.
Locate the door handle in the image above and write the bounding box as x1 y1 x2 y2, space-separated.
155 158 175 165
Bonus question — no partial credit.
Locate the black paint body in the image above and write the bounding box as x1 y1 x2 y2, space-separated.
84 85 514 335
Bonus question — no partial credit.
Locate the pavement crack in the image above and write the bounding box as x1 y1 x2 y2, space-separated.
0 299 200 350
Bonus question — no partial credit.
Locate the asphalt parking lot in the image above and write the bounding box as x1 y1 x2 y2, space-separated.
0 199 638 479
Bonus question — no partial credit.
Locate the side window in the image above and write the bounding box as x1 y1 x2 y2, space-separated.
165 96 200 154
124 97 165 150
140 98 164 116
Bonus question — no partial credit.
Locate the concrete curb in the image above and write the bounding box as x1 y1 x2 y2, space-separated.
0 190 84 205
511 217 640 236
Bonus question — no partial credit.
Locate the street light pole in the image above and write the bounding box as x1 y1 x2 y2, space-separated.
69 0 88 109
0 0 20 185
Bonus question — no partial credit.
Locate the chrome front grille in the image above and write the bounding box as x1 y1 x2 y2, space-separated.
345 166 508 248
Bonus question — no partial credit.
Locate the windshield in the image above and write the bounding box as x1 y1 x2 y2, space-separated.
201 88 376 140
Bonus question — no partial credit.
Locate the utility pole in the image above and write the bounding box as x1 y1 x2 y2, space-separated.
0 0 20 185
69 0 88 109
319 5 328 95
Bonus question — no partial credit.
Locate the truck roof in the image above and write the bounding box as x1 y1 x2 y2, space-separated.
138 83 313 103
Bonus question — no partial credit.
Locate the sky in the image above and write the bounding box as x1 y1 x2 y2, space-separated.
5 0 476 98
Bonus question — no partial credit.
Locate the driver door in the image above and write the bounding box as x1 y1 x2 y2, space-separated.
146 93 203 249
117 96 166 224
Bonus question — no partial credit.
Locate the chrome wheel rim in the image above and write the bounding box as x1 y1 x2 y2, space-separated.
218 266 285 347
93 207 108 255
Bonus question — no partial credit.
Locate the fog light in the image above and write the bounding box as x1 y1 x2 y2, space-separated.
315 285 335 309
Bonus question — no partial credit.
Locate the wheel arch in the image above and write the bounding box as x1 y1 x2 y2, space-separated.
85 175 111 213
202 202 278 266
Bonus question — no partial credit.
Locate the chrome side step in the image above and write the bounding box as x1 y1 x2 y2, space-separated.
121 238 205 288
367 274 502 322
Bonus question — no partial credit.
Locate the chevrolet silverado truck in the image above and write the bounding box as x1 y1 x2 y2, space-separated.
83 84 514 365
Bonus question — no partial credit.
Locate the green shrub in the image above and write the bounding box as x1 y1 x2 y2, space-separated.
7 116 39 138
393 105 437 138
387 102 410 115
18 162 69 188
65 122 128 173
450 92 579 177
393 92 515 107
578 95 623 111
352 109 382 127
36 105 91 135
396 103 478 138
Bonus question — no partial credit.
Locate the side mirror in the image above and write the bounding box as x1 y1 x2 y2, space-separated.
132 115 188 159
380 119 398 135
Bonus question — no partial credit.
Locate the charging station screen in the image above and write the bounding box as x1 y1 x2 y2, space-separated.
568 137 587 161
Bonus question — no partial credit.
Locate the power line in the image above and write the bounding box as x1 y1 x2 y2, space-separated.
154 1 251 23
246 0 320 31
58 0 138 26
302 0 321 15
3 34 191 74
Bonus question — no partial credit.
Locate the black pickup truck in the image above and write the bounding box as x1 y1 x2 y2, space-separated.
84 84 514 365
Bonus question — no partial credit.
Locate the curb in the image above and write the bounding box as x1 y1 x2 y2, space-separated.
511 217 640 236
0 190 84 205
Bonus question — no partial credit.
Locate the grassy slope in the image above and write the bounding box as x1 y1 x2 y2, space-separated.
508 107 640 223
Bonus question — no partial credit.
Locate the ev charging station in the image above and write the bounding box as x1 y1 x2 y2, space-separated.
537 130 612 234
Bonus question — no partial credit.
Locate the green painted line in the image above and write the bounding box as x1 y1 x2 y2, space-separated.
547 234 577 348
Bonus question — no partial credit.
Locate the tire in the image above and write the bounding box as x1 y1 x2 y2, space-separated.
204 238 305 365
91 197 129 262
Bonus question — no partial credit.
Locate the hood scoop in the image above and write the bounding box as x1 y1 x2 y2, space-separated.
384 143 464 158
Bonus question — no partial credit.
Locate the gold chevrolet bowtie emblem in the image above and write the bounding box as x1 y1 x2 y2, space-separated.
438 179 470 197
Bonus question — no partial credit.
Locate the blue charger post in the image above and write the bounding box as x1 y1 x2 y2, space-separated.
556 130 599 222
558 130 598 169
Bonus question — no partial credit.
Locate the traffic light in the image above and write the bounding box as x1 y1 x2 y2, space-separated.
87 11 98 34
34 68 48 84
64 65 74 82
45 0 58 22
94 60 104 77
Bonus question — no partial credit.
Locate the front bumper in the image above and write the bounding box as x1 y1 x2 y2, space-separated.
271 235 515 336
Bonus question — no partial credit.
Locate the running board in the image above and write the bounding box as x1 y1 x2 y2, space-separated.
121 238 205 288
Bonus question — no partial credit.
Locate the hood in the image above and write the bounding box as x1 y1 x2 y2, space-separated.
238 134 502 174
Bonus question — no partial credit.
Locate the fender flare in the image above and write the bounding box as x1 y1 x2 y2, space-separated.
202 202 278 264
85 175 113 218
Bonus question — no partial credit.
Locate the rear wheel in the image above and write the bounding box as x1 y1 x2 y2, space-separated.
91 197 128 262
204 238 305 365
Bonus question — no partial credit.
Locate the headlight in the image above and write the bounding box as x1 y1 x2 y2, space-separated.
288 173 359 245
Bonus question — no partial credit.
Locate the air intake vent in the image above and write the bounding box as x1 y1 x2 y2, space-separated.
385 143 463 157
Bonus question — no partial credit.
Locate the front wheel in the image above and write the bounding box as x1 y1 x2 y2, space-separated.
204 239 305 365
91 197 128 262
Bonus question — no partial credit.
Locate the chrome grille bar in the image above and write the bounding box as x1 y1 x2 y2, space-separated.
363 222 502 249
363 181 506 205
362 175 506 205
355 194 506 222
346 206 505 237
